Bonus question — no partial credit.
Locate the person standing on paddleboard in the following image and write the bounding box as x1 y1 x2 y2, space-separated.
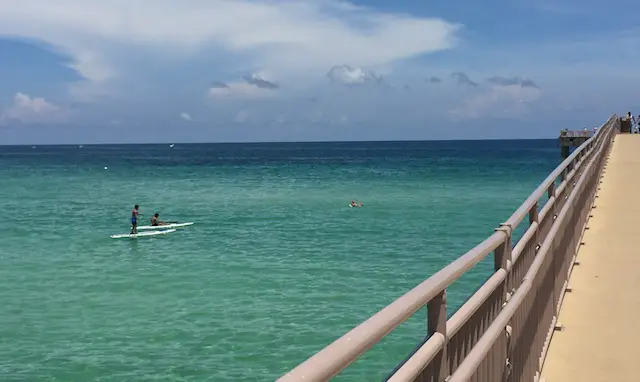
131 205 142 234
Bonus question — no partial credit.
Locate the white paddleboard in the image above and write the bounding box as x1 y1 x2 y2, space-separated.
136 222 194 231
110 229 176 239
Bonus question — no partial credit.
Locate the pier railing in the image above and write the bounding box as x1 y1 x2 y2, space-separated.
278 114 619 382
560 129 595 138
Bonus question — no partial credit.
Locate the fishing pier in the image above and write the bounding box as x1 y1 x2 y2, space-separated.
278 114 638 382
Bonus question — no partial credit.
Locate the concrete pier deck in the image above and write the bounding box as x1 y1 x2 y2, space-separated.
541 134 640 382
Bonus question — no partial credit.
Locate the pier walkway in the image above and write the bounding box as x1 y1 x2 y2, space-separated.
540 134 640 382
279 114 628 382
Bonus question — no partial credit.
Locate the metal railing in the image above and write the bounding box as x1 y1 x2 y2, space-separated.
560 129 595 138
278 114 619 382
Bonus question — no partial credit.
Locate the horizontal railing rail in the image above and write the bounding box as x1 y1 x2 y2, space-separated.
278 114 618 382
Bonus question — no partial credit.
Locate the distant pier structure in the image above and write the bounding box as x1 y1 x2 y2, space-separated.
560 116 629 158
559 128 595 158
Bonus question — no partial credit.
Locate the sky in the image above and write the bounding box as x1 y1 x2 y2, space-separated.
1 0 639 144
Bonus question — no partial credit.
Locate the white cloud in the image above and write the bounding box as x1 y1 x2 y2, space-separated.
0 0 459 98
180 112 193 121
207 72 281 99
234 110 250 123
0 93 64 124
272 115 287 126
208 82 275 99
449 84 541 120
327 65 383 86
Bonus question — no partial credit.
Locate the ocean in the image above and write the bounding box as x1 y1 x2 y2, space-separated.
0 140 559 381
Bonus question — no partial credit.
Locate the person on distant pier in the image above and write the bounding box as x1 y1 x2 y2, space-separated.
626 112 636 134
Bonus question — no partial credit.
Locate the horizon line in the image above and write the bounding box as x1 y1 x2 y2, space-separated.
0 136 560 147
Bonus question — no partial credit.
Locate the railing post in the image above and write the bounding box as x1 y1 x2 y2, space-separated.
529 202 539 252
494 224 513 380
546 180 559 314
529 202 539 225
494 223 513 301
428 291 448 382
548 182 556 219
494 224 512 272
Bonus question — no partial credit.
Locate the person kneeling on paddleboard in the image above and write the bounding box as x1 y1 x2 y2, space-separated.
150 213 166 227
131 205 142 234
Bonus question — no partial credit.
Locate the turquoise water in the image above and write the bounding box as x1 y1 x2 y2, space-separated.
0 141 558 381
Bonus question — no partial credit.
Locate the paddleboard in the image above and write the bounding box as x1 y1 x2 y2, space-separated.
110 229 176 239
136 222 194 231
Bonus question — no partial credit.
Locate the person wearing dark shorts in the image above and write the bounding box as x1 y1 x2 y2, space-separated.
131 205 141 234
150 213 166 226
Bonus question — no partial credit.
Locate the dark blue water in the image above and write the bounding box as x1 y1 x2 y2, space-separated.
0 139 558 166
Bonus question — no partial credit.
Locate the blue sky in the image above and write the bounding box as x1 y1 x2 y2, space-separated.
0 0 638 144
